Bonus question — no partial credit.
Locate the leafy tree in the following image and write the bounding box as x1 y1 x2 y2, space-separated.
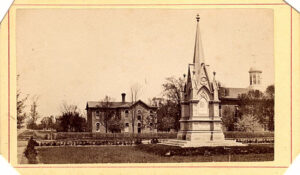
221 105 236 131
238 85 274 131
107 114 124 133
156 101 177 132
143 111 157 131
162 77 184 131
40 116 55 130
235 114 262 132
238 90 264 119
264 85 274 131
136 108 157 132
17 75 28 129
57 103 86 132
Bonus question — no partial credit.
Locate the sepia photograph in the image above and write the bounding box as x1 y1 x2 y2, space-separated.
16 8 275 164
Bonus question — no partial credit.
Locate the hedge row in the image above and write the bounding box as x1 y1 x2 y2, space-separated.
224 131 274 138
54 132 177 140
33 131 274 141
136 144 274 157
37 138 160 147
235 138 274 144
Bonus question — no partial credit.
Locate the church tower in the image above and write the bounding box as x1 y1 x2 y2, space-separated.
249 66 263 90
177 14 225 144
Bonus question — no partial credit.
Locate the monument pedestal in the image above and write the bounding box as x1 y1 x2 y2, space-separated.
167 119 245 147
160 139 245 147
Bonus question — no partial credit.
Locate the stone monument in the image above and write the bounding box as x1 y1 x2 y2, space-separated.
163 15 244 147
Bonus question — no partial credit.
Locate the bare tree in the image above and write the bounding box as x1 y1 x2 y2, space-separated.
129 83 142 133
98 96 115 133
60 101 79 114
130 83 142 103
27 96 40 129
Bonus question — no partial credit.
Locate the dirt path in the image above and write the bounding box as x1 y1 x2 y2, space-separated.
17 129 33 164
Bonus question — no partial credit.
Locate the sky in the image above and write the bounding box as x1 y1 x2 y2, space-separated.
16 8 274 118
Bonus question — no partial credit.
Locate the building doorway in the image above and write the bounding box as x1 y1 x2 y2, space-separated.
138 128 141 133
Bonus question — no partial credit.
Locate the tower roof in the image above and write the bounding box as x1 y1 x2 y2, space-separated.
249 66 262 73
193 14 205 65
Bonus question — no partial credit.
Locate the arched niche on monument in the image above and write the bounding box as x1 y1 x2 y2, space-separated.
194 88 210 116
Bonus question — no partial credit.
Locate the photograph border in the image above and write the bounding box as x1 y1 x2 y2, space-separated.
7 2 293 169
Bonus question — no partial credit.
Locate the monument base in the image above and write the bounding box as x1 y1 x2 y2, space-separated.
177 131 225 142
160 139 246 148
161 131 245 147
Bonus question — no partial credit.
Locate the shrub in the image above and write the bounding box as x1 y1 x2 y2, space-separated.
224 131 274 138
134 138 142 145
24 137 39 164
235 114 262 132
151 138 159 144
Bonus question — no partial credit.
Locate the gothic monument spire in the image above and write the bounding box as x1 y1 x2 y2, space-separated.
193 14 205 66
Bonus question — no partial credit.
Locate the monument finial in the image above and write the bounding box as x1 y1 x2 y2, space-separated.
193 14 204 65
196 14 200 22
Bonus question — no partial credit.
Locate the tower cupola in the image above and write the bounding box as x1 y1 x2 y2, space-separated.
249 66 262 90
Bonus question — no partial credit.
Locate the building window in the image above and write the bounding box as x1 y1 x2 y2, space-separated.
95 111 100 119
150 110 153 114
124 123 129 132
137 110 141 114
96 123 100 132
253 74 256 84
250 75 252 85
137 115 141 120
125 110 129 117
150 123 153 127
138 123 141 127
257 75 260 84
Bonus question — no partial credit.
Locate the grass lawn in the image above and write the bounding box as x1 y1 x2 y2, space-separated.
37 145 273 164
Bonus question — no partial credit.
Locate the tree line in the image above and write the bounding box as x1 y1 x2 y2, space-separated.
17 75 274 133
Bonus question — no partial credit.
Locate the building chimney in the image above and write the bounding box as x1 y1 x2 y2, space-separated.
121 93 126 103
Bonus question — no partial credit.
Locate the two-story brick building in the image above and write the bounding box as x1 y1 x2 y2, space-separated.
86 93 158 133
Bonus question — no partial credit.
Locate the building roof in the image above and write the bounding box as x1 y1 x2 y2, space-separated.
219 87 249 99
249 66 262 73
86 100 157 110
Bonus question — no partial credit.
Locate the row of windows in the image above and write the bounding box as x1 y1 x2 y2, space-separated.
125 109 154 114
95 114 153 123
95 110 154 117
